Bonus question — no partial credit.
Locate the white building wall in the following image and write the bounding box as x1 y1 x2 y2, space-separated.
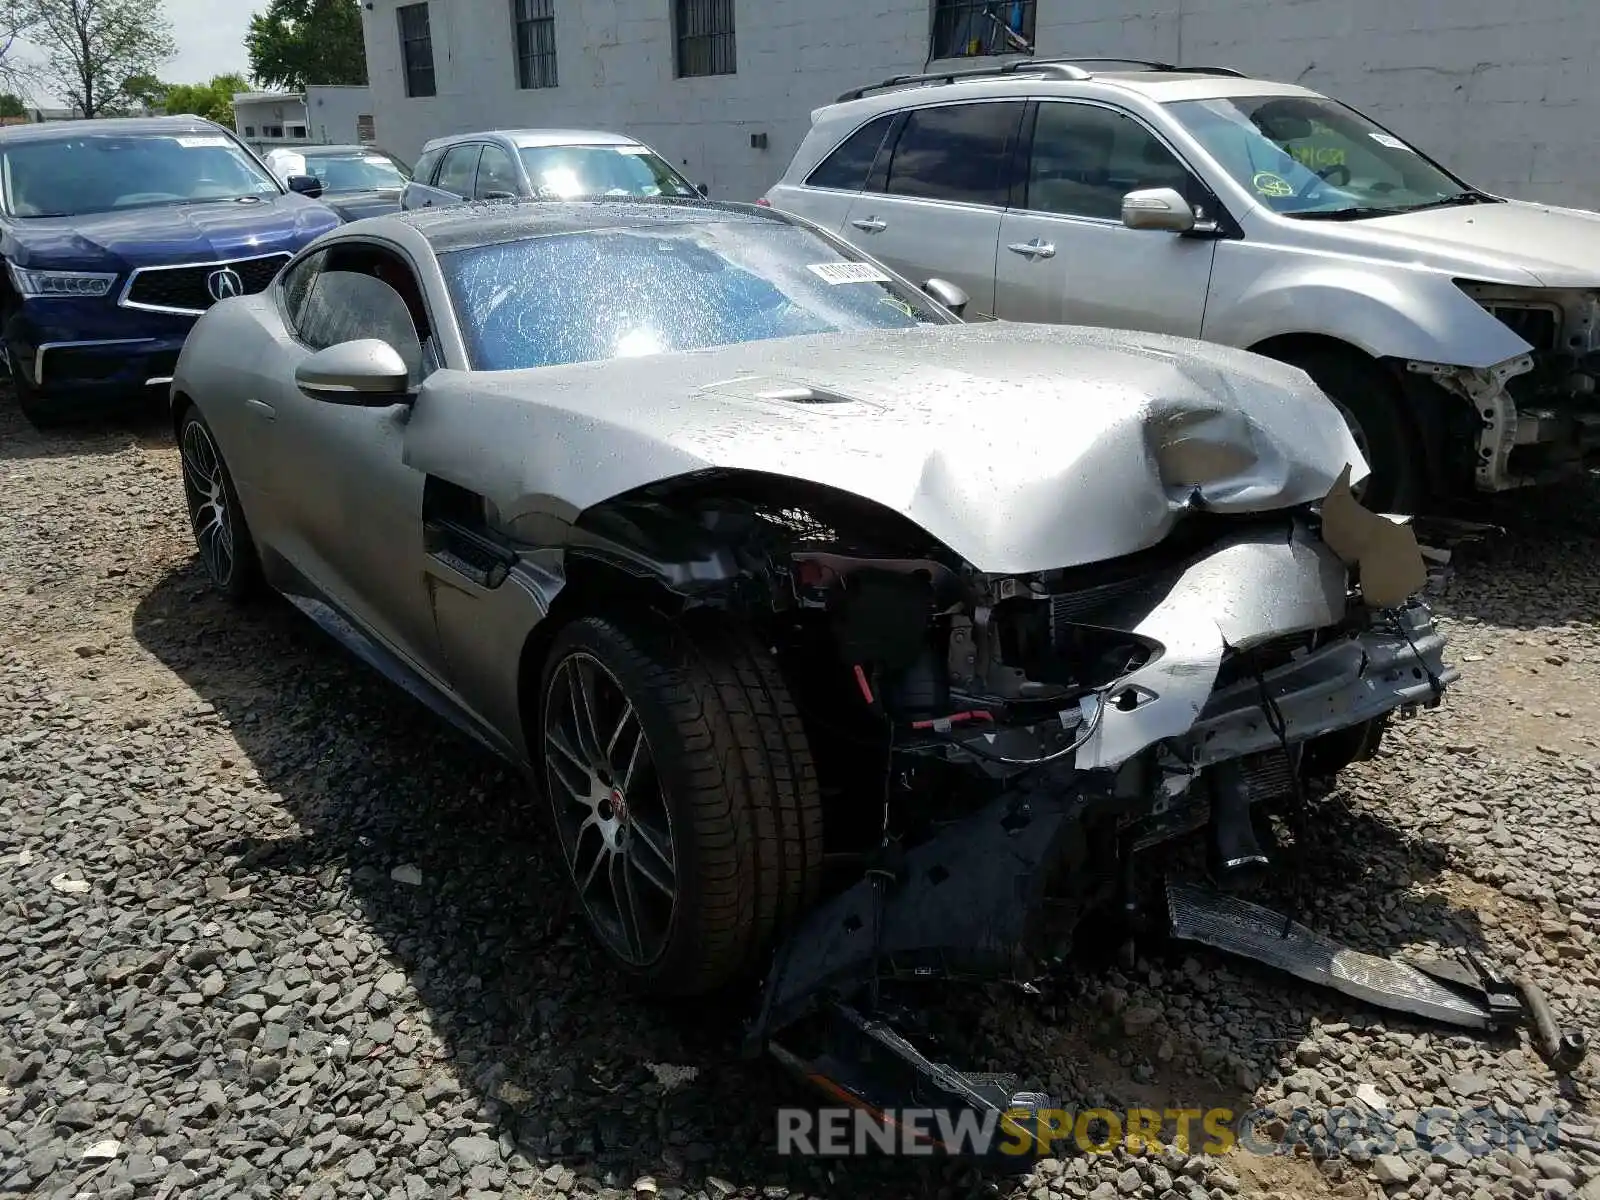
304 85 376 146
233 94 311 145
359 0 1600 207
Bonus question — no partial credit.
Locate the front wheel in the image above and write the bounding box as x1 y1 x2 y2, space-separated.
539 614 823 996
177 404 263 601
1280 349 1423 514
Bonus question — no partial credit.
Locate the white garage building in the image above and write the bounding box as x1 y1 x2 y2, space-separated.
356 0 1600 206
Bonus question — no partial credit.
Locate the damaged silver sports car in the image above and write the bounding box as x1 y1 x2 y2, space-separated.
169 197 1495 1131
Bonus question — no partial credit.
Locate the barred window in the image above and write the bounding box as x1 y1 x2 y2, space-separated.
931 0 1036 60
674 0 735 78
513 0 557 90
398 3 437 99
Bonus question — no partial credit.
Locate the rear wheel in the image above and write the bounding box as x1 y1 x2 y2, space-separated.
177 404 263 601
1278 348 1423 513
539 614 823 996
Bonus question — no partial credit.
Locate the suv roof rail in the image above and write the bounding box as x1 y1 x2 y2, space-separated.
833 56 1244 102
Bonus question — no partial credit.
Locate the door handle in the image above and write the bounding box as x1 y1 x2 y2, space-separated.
1007 239 1056 259
851 217 887 232
244 398 276 420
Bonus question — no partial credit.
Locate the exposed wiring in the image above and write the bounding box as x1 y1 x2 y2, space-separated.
1247 651 1308 939
929 694 1105 770
1385 606 1445 700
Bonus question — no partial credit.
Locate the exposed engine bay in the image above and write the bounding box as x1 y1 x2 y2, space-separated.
1416 284 1600 490
556 458 1599 1126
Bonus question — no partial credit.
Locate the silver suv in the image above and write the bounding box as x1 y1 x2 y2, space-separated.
764 58 1600 511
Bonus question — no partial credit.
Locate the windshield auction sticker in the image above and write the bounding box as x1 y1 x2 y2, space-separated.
808 262 892 285
173 136 231 148
1252 172 1294 198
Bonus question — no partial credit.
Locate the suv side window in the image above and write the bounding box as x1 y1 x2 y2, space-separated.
1026 102 1198 221
412 146 444 185
475 144 521 199
436 143 483 198
805 114 896 192
882 101 1025 208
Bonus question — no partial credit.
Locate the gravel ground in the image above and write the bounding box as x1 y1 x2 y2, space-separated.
2 386 1599 1200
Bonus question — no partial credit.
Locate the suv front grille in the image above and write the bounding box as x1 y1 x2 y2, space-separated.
122 253 291 315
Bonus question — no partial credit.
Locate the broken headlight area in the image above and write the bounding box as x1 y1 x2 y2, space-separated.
1423 283 1600 490
571 472 1584 1146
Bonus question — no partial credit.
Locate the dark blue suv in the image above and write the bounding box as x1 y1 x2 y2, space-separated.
1 115 341 426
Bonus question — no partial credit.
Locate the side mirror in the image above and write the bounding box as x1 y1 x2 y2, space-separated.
1121 187 1197 233
286 173 324 199
696 182 710 196
295 339 412 405
922 277 968 317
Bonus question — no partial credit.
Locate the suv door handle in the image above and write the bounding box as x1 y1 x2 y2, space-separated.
1007 239 1056 259
851 217 887 232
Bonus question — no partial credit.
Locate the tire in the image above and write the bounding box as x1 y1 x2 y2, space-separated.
177 403 264 601
2 333 65 429
538 613 823 996
1279 348 1423 513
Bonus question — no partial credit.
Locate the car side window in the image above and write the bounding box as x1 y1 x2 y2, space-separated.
279 250 327 333
412 146 443 185
1026 102 1199 221
882 101 1025 208
475 144 520 199
805 114 896 192
436 143 482 198
293 247 429 384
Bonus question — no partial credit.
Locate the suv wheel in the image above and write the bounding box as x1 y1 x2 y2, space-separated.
2 322 66 429
1279 349 1422 513
539 614 823 996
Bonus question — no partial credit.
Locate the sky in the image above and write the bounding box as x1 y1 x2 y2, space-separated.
12 0 256 106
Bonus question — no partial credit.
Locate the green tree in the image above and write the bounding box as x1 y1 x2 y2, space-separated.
247 0 366 92
1 10 39 98
123 69 167 110
16 0 175 117
161 72 249 125
0 93 26 117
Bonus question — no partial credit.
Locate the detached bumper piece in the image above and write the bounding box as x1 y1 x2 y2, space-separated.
759 871 1590 1156
768 1002 1056 1160
1166 880 1500 1028
1165 880 1589 1074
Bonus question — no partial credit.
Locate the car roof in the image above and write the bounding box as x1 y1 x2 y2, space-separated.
378 196 785 252
420 129 644 153
295 144 395 156
0 115 229 144
821 62 1320 117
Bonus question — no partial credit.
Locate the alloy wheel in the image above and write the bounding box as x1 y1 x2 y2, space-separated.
179 418 237 588
543 651 678 967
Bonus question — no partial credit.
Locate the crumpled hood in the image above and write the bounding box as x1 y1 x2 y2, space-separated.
406 321 1367 576
2 193 340 273
1316 199 1600 288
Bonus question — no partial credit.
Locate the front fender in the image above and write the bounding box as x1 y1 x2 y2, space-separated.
1204 253 1532 370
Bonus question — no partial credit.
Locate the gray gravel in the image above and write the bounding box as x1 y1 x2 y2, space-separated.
1 389 1598 1200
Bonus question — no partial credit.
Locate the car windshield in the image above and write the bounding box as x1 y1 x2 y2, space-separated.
517 144 699 199
440 217 948 371
1165 94 1488 220
0 132 281 218
302 151 410 192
